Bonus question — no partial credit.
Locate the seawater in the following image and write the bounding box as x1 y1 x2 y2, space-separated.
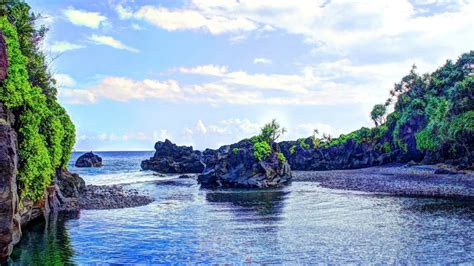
10 151 474 264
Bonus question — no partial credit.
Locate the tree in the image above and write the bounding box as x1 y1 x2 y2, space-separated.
370 104 387 126
260 119 286 143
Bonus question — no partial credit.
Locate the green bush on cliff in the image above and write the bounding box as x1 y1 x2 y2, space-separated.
253 141 271 161
448 111 474 144
415 97 449 151
277 152 287 163
298 138 310 149
289 145 296 155
0 6 75 202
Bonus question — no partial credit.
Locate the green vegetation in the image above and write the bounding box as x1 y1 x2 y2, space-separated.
232 147 239 155
370 104 387 126
289 145 296 155
298 138 310 149
260 119 286 143
317 52 473 159
253 141 272 161
251 119 287 161
0 2 75 202
277 152 286 163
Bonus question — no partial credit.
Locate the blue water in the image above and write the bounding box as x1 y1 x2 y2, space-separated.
10 152 474 264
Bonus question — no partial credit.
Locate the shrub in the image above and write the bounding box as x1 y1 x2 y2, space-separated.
448 111 474 143
277 152 286 163
253 141 272 161
370 104 387 126
260 119 286 143
298 138 310 149
289 145 296 155
232 147 239 155
0 10 76 202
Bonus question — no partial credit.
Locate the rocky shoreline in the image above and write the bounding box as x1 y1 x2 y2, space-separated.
60 185 154 210
293 164 474 199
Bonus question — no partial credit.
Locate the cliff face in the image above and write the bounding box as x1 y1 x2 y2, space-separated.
0 27 83 262
0 103 21 262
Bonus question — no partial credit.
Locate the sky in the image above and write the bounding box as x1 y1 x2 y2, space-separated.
29 0 474 151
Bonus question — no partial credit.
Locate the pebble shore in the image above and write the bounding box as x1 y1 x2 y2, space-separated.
293 164 474 199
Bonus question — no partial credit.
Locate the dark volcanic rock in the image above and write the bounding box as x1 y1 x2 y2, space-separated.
280 138 393 171
79 185 153 210
198 140 292 188
55 169 85 199
141 139 204 173
75 152 103 168
0 104 21 262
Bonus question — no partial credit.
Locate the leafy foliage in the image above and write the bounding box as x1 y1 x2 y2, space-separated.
277 152 286 163
253 141 271 161
289 145 296 155
0 4 75 202
232 147 239 155
260 119 286 143
370 104 387 126
298 138 310 149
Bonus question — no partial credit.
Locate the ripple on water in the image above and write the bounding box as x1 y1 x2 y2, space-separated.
10 152 474 264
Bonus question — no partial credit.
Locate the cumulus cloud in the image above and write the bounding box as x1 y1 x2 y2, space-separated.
59 61 398 105
253 58 272 64
115 5 257 34
88 35 139 53
50 41 85 53
63 7 107 28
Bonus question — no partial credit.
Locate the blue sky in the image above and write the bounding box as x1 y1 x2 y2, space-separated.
29 0 474 151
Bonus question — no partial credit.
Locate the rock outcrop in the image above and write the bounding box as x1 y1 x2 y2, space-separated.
0 104 21 262
198 140 292 188
75 152 103 168
141 139 204 173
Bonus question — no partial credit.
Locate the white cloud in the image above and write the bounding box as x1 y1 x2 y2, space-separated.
54 74 76 87
122 5 257 34
195 120 208 134
178 64 228 76
63 7 107 29
228 35 247 43
253 58 272 64
59 61 395 106
153 129 171 142
115 5 133 19
50 41 85 53
88 35 139 53
59 89 96 104
189 0 474 64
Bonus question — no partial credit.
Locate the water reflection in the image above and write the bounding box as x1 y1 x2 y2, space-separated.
9 211 78 265
205 189 289 219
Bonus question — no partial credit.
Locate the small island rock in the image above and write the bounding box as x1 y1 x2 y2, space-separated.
141 139 204 173
198 139 292 189
75 152 103 168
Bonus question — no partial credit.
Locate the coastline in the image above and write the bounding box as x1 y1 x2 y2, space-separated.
60 184 154 210
293 164 474 200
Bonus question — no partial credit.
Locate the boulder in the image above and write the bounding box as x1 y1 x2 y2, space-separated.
198 140 292 188
141 139 204 173
75 152 103 168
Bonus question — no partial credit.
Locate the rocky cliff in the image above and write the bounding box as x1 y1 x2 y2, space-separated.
141 139 204 173
198 139 292 188
0 103 21 262
0 22 83 261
